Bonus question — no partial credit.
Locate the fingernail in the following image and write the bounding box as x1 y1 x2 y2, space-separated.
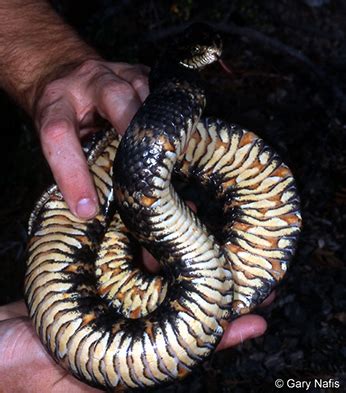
76 198 98 219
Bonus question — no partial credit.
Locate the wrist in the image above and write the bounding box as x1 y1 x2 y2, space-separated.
0 0 101 115
31 52 101 116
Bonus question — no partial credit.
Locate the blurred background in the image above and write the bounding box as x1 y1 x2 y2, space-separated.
0 1 345 392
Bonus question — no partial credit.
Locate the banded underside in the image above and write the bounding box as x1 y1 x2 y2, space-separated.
178 118 301 314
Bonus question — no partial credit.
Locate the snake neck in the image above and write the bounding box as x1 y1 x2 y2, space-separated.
149 58 205 93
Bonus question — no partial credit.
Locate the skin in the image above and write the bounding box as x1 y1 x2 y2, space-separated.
0 1 273 391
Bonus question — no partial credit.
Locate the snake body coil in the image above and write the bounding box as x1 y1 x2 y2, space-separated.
25 27 301 391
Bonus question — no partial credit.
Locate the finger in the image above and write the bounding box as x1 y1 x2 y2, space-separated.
38 97 99 219
95 74 143 135
0 318 102 393
185 200 197 213
142 248 160 273
258 290 276 308
114 64 150 102
216 314 267 351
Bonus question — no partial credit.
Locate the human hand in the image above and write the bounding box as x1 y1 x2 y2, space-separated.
0 301 102 393
0 1 148 220
33 60 149 220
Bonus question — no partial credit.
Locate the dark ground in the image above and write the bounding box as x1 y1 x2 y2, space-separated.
0 1 345 392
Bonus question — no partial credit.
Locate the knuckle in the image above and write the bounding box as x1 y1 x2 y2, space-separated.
40 83 59 99
77 58 102 75
35 83 64 113
40 118 72 143
101 80 136 102
36 59 103 110
131 75 148 91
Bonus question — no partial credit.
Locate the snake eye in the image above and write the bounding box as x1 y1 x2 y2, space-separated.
192 45 201 55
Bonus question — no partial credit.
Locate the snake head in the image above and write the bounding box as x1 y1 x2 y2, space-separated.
177 23 223 69
149 23 222 90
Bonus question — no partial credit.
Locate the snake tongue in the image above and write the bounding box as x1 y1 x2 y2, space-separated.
218 59 234 76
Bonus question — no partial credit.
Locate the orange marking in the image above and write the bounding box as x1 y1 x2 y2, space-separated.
177 364 190 378
231 300 244 314
100 162 112 171
171 300 190 314
268 260 285 280
140 195 158 207
130 307 142 319
145 322 155 340
98 283 120 297
191 129 202 144
243 270 255 279
215 139 229 150
179 160 190 174
111 322 123 335
110 267 124 276
221 178 237 190
114 383 127 393
268 193 284 204
195 336 206 347
28 236 40 247
232 222 251 231
284 214 301 224
81 313 96 326
50 194 63 201
237 304 250 315
226 243 242 254
272 166 291 178
98 264 112 274
154 279 162 292
219 319 229 332
101 264 123 277
238 132 255 148
158 135 175 152
131 285 145 298
115 188 125 202
266 237 279 248
252 159 263 169
204 131 212 148
75 236 92 246
64 264 80 273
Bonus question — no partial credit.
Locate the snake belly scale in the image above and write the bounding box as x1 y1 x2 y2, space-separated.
25 27 301 391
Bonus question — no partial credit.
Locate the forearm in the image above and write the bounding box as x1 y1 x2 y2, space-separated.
0 1 150 220
0 0 100 114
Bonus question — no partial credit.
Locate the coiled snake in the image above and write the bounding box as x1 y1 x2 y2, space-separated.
25 26 301 390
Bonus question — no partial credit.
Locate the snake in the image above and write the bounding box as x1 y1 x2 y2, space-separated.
25 25 302 391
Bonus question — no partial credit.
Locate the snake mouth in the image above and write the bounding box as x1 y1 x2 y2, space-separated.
180 46 222 69
179 29 223 69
